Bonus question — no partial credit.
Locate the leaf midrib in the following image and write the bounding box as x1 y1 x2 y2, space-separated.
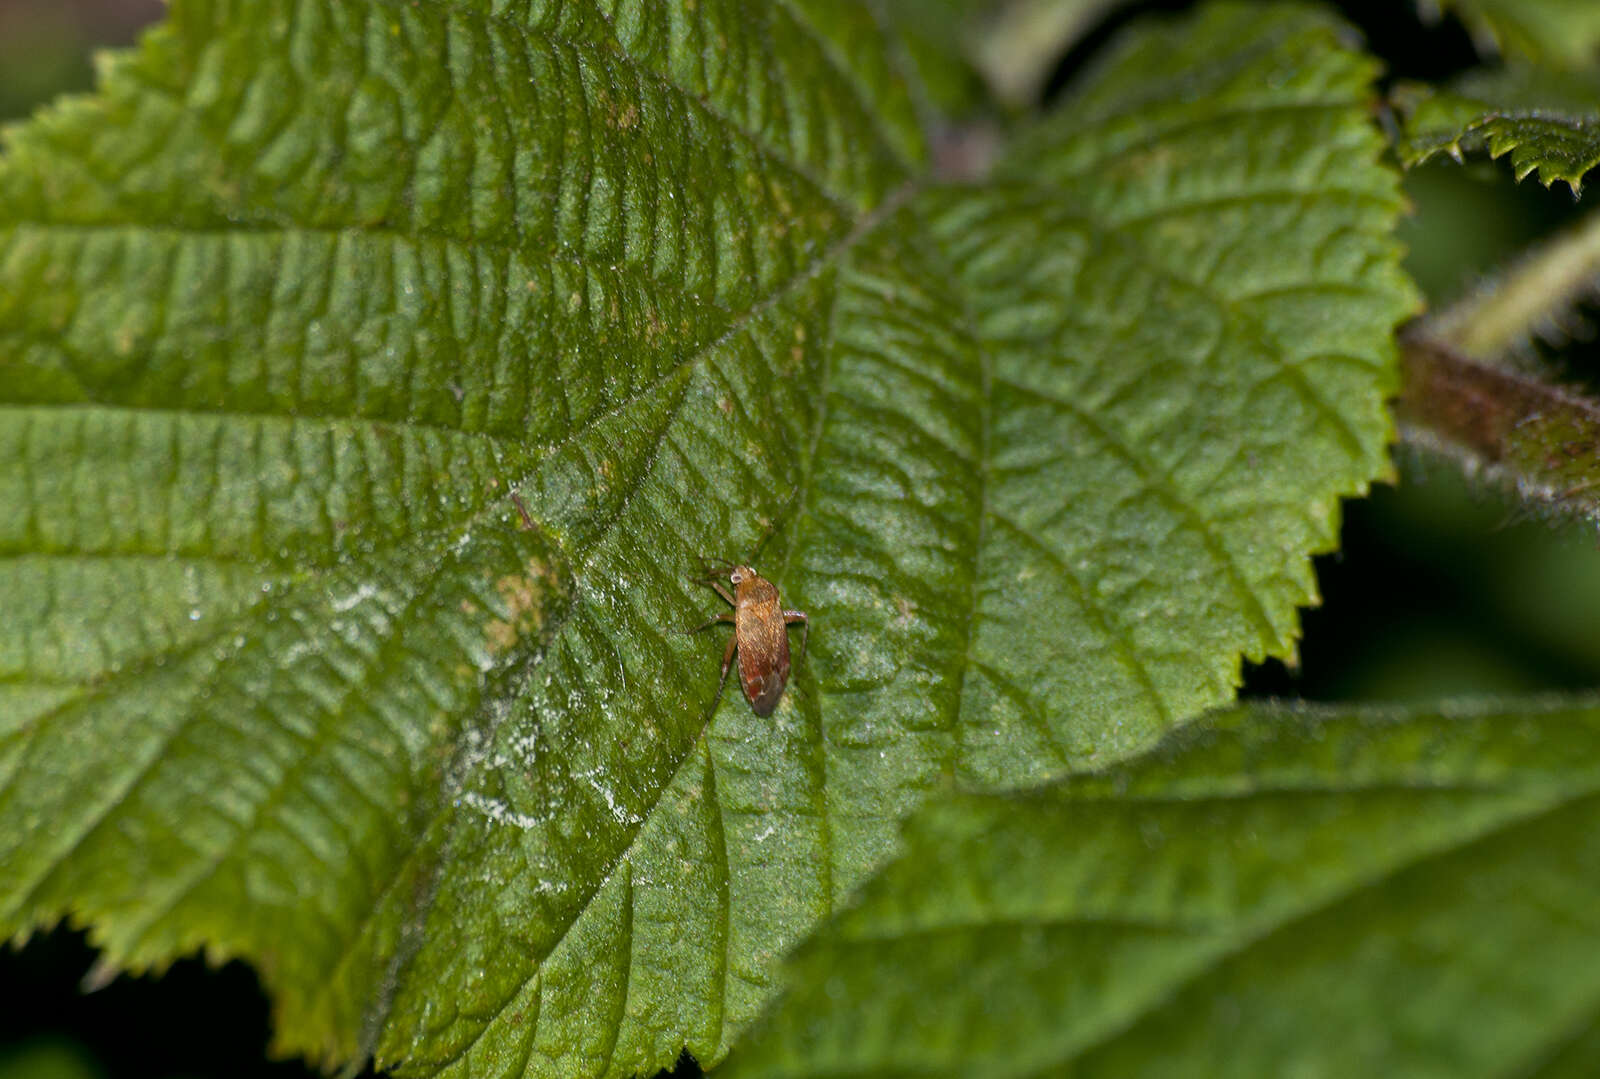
393 181 925 1074
764 782 1592 1079
0 171 903 695
1025 785 1595 1074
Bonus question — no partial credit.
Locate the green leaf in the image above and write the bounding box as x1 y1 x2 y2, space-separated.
1395 65 1600 194
0 1 1413 1075
1434 0 1600 67
728 695 1600 1078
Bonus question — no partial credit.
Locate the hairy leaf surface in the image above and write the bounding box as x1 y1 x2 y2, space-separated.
0 2 1412 1075
1399 336 1600 530
729 696 1600 1078
1396 66 1600 193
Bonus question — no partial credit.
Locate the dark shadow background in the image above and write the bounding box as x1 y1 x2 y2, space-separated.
2 1 1598 1077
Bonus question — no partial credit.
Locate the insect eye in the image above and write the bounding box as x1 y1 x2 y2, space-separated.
729 569 744 583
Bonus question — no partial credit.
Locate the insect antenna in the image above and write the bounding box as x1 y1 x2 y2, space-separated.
689 553 739 583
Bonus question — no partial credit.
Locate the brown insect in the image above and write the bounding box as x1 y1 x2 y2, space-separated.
689 564 808 716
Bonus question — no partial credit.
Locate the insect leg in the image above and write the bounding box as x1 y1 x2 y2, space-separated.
692 555 737 579
705 633 737 712
684 571 738 608
783 610 809 665
509 492 535 530
686 612 736 634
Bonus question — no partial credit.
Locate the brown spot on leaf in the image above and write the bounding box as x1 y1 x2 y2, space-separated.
483 557 561 655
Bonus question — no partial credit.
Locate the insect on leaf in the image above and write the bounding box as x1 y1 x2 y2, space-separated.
0 1 1415 1076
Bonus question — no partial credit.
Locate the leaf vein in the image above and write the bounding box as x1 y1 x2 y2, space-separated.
987 511 1171 727
994 375 1280 651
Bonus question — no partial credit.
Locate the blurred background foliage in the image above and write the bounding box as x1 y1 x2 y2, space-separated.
5 1 1600 1077
0 0 156 120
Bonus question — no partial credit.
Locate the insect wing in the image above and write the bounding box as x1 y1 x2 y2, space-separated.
738 602 791 717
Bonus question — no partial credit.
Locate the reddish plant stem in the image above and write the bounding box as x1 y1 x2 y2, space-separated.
1399 332 1600 522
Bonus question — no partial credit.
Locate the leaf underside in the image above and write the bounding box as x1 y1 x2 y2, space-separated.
729 696 1600 1079
0 2 1413 1076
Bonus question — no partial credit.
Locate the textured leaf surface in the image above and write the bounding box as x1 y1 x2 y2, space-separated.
0 2 1412 1076
729 696 1600 1078
1396 66 1600 193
